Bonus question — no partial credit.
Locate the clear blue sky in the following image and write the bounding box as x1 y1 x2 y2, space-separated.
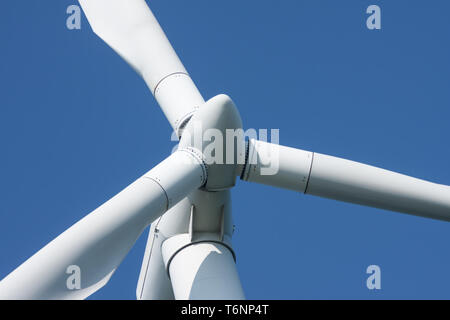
1 0 450 299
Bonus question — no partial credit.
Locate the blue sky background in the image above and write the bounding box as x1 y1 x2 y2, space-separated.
1 0 450 299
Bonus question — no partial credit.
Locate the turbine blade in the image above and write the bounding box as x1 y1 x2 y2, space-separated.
241 139 450 221
0 150 206 299
78 0 204 135
136 218 176 300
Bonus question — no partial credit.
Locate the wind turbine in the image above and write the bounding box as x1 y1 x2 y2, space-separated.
0 0 449 300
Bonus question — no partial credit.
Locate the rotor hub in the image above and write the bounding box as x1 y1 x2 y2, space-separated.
179 94 244 191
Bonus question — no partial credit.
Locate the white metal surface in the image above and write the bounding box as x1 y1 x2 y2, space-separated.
162 234 244 300
0 150 206 299
241 139 313 192
188 190 233 240
136 198 192 300
306 153 450 220
154 73 205 136
136 220 175 300
242 140 450 221
179 94 244 191
137 189 234 300
78 0 204 134
144 149 208 208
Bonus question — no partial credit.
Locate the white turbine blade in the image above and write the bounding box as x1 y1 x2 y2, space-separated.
136 218 176 300
241 139 450 221
0 150 207 300
136 197 192 300
78 0 204 134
